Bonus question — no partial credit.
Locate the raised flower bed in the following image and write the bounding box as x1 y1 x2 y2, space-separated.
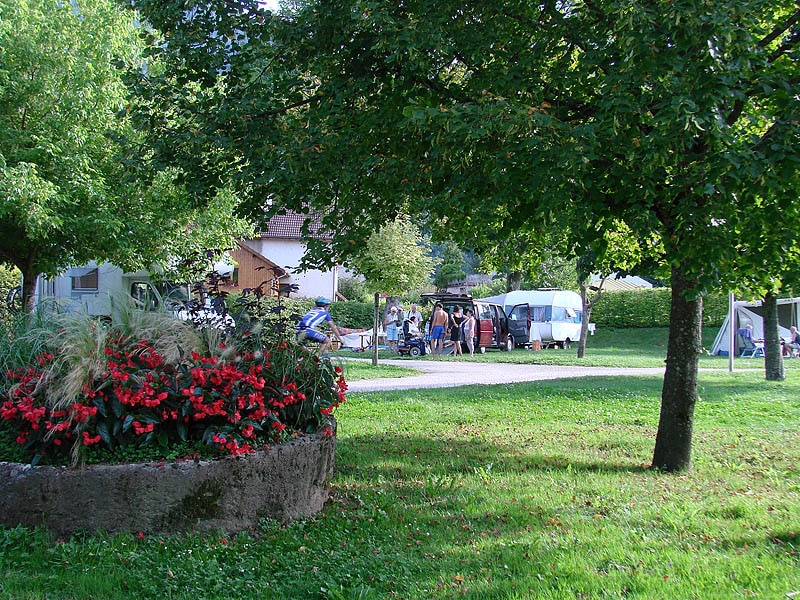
0 423 336 537
0 303 346 536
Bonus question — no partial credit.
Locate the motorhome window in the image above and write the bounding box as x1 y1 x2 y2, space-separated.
531 306 546 322
131 282 159 311
552 307 567 322
72 269 98 291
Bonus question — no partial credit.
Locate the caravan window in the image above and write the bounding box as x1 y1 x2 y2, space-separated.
71 268 98 291
530 306 547 322
553 306 581 323
565 307 582 323
552 307 582 323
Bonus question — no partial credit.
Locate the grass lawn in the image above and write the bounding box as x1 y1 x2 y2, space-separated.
338 326 797 370
1 330 798 599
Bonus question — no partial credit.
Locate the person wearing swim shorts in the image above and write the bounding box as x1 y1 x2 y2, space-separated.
429 302 448 359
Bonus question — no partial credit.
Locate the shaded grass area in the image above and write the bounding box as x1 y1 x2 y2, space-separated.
2 371 798 599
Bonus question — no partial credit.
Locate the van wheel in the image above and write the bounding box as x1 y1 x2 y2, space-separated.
502 335 514 352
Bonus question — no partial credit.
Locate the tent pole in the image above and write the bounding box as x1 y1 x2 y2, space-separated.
728 292 735 372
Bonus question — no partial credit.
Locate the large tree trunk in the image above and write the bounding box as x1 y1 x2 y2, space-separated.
506 271 522 292
763 291 785 381
651 266 703 472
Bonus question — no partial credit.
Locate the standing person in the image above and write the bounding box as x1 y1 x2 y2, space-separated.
450 305 466 357
384 305 401 352
462 308 476 357
295 297 344 355
429 302 449 359
407 303 423 325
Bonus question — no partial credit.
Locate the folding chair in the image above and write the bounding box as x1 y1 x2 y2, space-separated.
737 334 764 358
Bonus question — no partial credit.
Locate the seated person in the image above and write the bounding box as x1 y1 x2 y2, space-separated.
787 326 800 357
737 324 764 342
404 315 422 339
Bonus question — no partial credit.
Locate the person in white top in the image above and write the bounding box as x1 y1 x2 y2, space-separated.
406 304 423 326
462 309 476 356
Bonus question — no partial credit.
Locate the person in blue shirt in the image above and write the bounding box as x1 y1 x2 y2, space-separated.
296 297 344 354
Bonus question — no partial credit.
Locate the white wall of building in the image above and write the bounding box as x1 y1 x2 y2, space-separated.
243 239 339 299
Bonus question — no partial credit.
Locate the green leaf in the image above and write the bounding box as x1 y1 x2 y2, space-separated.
97 422 112 446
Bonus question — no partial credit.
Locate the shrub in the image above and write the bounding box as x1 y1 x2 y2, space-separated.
329 301 374 329
337 276 368 302
0 264 20 329
0 295 346 467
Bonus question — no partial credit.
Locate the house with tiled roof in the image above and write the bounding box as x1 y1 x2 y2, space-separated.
228 211 343 300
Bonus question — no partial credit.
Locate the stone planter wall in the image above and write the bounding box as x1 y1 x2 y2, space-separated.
0 429 335 538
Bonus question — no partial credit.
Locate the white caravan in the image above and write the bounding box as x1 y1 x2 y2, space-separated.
478 289 584 348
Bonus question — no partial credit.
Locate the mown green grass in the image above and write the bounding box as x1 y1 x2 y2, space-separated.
1 368 798 599
340 361 419 381
338 326 794 370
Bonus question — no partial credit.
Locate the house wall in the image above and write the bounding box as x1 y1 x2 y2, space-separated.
243 239 339 300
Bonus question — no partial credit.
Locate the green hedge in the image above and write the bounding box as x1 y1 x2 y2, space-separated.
329 301 375 329
590 288 729 328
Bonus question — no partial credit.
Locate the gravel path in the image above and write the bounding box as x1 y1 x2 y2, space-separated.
345 358 665 392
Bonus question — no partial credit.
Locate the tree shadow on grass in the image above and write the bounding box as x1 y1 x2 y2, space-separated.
336 432 652 483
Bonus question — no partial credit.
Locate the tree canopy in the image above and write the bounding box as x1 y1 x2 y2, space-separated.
0 0 251 310
350 217 437 296
126 0 800 470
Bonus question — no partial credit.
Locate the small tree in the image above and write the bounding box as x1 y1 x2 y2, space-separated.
434 242 466 291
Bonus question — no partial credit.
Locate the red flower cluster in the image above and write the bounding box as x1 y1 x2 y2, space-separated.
0 331 346 466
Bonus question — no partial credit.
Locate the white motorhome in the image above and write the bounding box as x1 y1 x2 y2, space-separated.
28 261 236 330
478 289 585 348
32 262 168 316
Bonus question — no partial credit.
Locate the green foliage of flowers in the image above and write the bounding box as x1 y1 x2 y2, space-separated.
0 298 346 467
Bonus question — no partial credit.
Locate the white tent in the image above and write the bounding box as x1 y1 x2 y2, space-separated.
711 298 800 356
